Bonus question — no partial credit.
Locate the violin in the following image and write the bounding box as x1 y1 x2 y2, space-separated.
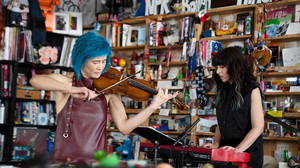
92 66 189 111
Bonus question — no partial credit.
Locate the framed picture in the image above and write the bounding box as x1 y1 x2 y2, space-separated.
158 118 169 127
68 12 83 36
126 26 139 46
53 12 70 34
267 122 283 136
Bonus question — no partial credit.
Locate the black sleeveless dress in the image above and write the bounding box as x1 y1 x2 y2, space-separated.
216 81 263 168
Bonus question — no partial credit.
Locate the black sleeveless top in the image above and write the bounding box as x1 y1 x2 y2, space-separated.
216 81 263 168
49 74 107 165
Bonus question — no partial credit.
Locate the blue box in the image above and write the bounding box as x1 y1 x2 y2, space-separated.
205 110 215 115
138 26 146 45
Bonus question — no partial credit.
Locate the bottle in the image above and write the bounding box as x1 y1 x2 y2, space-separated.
157 65 162 79
245 16 251 35
284 150 289 162
184 85 190 104
0 104 5 124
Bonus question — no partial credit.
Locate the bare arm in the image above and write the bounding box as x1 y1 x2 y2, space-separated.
29 73 96 100
221 88 264 151
108 88 178 135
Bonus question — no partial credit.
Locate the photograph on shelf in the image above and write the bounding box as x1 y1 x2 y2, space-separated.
53 12 70 35
267 122 283 136
126 26 139 46
68 12 83 36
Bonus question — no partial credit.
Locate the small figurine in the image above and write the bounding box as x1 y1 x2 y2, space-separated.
7 0 29 26
288 157 299 168
115 139 133 161
107 136 114 154
166 19 180 45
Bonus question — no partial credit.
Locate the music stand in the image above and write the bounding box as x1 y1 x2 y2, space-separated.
132 126 182 167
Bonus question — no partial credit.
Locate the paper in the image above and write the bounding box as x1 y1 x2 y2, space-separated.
159 109 169 116
285 41 297 48
223 14 234 24
296 5 300 22
277 144 289 151
282 47 300 66
196 118 217 133
189 86 197 100
286 23 300 35
210 15 219 22
157 80 183 89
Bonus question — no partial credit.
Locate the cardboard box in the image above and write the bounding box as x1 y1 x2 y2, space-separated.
16 86 40 100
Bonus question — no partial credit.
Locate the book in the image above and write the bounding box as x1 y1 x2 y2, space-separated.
265 6 293 37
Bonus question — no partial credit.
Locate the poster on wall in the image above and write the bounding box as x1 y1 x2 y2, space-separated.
264 6 293 37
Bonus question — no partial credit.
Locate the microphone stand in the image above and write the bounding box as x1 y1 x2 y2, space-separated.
171 118 201 168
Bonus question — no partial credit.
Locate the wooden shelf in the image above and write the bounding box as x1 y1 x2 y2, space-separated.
261 71 300 77
160 131 191 135
263 137 299 142
149 12 198 21
18 62 72 71
148 61 187 66
265 0 300 9
14 124 56 129
83 25 94 29
267 34 300 42
124 109 142 113
107 129 119 132
264 92 300 96
153 78 191 82
0 96 11 100
111 45 145 50
148 45 183 50
153 110 191 115
16 98 55 103
200 35 251 41
282 112 300 118
195 132 215 136
205 92 217 96
207 4 256 15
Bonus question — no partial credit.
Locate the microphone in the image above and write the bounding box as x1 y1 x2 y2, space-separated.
171 118 201 148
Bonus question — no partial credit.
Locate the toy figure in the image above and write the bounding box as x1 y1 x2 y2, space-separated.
7 0 29 26
107 136 114 154
115 139 133 161
288 157 299 168
171 0 182 14
38 0 60 31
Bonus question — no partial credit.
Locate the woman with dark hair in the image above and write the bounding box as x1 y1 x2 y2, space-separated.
201 47 264 168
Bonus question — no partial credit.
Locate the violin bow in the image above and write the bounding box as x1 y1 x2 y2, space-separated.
83 71 141 102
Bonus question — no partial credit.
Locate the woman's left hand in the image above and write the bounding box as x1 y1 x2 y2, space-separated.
219 146 241 151
150 88 179 109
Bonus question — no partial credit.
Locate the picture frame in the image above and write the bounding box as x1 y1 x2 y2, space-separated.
53 12 70 35
68 12 83 36
126 26 139 46
158 118 170 127
267 122 283 136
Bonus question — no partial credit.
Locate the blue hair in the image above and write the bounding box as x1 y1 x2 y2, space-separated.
71 31 111 79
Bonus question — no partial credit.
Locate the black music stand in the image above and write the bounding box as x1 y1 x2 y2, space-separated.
132 126 182 167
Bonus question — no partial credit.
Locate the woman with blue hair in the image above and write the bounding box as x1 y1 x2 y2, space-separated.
30 31 178 165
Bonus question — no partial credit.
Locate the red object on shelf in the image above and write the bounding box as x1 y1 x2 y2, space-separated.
140 142 249 163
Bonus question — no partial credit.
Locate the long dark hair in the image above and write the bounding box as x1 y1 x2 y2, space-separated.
212 47 257 110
